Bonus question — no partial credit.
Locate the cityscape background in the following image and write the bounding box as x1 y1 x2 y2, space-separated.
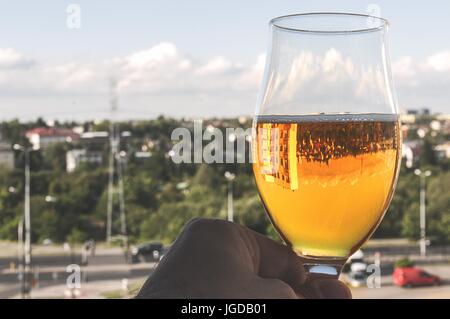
0 1 449 299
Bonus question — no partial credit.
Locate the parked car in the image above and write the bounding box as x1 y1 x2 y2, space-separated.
345 270 368 288
343 249 368 274
393 267 441 288
131 242 164 263
158 245 171 261
42 238 53 245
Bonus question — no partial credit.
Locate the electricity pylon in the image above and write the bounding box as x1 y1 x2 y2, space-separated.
106 78 127 244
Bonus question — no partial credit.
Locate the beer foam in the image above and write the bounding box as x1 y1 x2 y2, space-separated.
256 113 398 123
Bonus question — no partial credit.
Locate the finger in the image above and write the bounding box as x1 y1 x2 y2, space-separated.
308 279 352 299
251 277 300 299
237 225 307 289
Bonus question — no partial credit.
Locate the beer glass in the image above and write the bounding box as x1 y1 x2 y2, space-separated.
253 13 401 276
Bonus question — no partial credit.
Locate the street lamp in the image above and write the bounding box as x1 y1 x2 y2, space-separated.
45 195 57 203
13 143 39 298
414 169 432 257
8 185 24 295
7 185 25 297
224 171 236 222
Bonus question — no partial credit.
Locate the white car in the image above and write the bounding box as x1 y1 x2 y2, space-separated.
345 271 368 288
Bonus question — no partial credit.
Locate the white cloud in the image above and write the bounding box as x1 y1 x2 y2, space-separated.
391 52 450 112
0 44 449 120
123 42 179 69
0 48 34 69
235 53 266 91
426 51 450 72
196 56 234 75
392 56 416 78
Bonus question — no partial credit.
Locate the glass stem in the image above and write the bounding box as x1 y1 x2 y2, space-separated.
303 261 345 278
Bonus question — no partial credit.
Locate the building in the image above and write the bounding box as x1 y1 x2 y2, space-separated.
400 114 416 124
402 141 422 168
438 118 450 135
406 108 431 116
401 108 435 124
436 114 450 121
0 139 14 170
257 124 299 191
80 131 109 143
435 142 450 160
66 149 103 173
26 127 80 149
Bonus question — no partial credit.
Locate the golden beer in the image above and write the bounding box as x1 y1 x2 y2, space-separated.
253 114 401 258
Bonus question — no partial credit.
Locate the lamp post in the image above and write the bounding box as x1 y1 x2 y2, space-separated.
13 144 38 298
224 171 236 222
118 151 129 260
8 186 24 297
414 169 431 257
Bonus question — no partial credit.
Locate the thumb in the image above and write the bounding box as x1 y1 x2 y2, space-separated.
241 226 307 289
310 279 352 299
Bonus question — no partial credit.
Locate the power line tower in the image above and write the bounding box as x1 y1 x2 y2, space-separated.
106 79 128 245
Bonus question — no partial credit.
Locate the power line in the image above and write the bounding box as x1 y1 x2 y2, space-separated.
106 78 128 245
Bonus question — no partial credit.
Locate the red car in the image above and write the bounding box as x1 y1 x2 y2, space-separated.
393 267 441 288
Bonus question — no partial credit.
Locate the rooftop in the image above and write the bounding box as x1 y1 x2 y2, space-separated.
26 127 80 139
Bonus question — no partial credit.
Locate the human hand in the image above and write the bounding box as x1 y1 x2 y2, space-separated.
137 218 351 299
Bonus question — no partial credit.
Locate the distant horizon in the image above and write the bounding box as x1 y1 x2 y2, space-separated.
1 108 448 125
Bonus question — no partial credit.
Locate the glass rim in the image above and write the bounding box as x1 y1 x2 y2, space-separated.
270 12 389 34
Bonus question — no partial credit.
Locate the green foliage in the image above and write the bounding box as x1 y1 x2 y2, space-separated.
374 165 450 245
234 195 269 235
394 257 415 268
67 228 87 244
0 216 21 241
140 185 224 243
376 169 418 238
426 171 450 243
0 117 449 247
43 143 69 172
420 137 438 166
192 164 221 189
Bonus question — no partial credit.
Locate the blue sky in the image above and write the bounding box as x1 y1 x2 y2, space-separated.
0 0 449 120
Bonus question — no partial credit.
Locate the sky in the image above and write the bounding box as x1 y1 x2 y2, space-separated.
0 0 449 121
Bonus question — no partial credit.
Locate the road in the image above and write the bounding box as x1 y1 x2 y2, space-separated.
352 283 450 299
1 245 449 299
0 247 155 299
350 264 450 299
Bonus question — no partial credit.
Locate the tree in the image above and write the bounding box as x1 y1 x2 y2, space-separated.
375 168 418 238
67 228 87 245
401 201 420 240
426 171 450 244
43 143 69 172
140 185 224 243
420 137 437 166
234 195 269 235
192 164 221 189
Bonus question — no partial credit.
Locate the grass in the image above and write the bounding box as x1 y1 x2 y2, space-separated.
101 290 124 299
100 280 145 299
363 238 416 248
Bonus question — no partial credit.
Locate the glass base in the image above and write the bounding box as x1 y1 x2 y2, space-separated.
303 264 342 277
301 256 346 278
